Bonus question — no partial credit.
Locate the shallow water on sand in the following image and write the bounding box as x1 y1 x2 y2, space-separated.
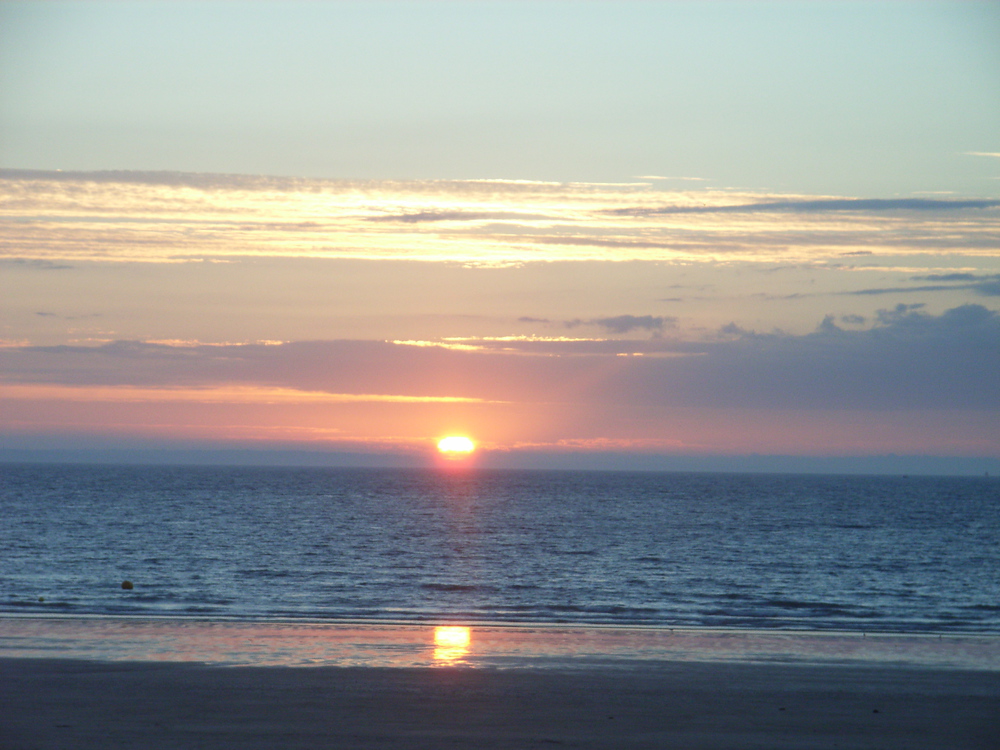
2 617 998 671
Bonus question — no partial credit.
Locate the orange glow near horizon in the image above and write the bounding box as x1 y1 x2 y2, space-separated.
0 383 488 405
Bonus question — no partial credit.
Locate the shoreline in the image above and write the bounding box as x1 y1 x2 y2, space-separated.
3 615 999 671
9 608 1000 633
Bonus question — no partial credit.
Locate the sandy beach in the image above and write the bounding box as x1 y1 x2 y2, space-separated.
3 656 999 750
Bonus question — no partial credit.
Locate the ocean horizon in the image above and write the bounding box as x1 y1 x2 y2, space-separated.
2 448 998 477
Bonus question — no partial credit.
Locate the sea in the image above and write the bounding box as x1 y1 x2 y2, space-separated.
2 464 999 634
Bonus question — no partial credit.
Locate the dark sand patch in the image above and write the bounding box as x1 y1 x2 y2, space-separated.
2 657 998 749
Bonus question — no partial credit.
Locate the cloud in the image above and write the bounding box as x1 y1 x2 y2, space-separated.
532 236 711 253
846 285 958 296
518 316 551 324
0 169 633 196
915 273 982 282
34 311 102 321
0 383 495 405
910 273 1000 297
4 171 997 266
1 305 997 458
634 175 709 182
971 282 1000 297
834 273 1000 298
874 303 926 324
0 168 341 192
544 304 1000 412
681 304 1000 410
608 198 1000 217
3 305 995 414
520 314 678 335
2 259 74 270
717 323 747 337
368 210 555 223
557 315 675 334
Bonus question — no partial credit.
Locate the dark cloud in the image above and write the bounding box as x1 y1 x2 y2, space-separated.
672 304 1000 410
718 323 747 336
609 198 1000 217
764 273 1000 301
470 338 700 357
521 314 678 334
564 315 676 334
845 277 1000 297
535 237 698 252
570 304 1000 411
369 210 555 223
907 273 1000 297
846 285 951 296
3 259 74 271
917 273 982 282
875 303 926 324
33 311 101 321
3 306 997 413
817 315 841 333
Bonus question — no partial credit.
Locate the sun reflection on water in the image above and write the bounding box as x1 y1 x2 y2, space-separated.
433 625 471 664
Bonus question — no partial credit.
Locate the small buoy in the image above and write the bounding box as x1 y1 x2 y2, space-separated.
121 580 134 590
38 596 45 603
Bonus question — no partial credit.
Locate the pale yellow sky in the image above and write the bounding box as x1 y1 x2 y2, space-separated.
3 173 997 347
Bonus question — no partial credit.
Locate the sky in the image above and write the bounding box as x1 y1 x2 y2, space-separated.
1 1 998 473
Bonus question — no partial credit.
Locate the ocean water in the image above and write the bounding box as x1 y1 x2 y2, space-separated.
2 464 998 633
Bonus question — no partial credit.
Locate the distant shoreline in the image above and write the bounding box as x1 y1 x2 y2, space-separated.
2 452 998 477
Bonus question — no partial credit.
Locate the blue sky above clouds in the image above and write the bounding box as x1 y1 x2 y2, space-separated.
2 1 999 193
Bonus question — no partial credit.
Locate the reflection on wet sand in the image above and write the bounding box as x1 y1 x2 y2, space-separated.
433 626 471 664
1 618 998 671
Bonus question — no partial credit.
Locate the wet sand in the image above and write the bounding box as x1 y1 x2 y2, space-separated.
2 656 999 750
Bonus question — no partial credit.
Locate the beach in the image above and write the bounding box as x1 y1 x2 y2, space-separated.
2 619 1000 750
3 656 999 749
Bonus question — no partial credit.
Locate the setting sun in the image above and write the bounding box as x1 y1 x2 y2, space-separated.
437 436 475 455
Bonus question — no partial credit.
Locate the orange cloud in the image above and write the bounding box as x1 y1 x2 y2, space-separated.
0 383 497 405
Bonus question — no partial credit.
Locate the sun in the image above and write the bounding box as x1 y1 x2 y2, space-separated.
437 436 476 455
